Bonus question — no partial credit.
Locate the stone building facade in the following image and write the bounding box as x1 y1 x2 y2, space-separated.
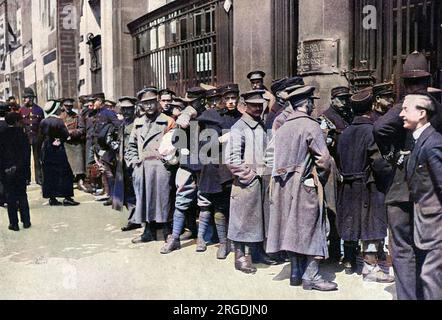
0 0 440 110
128 0 442 114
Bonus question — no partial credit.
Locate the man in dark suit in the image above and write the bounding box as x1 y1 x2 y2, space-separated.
400 94 442 300
374 51 433 300
0 113 32 231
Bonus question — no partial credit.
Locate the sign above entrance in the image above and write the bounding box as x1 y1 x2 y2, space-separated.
298 39 339 75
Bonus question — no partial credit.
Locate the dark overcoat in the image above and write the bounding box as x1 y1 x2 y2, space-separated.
125 113 176 224
197 108 240 194
112 120 135 211
225 113 271 243
265 111 332 257
0 127 31 201
39 116 74 199
336 116 392 242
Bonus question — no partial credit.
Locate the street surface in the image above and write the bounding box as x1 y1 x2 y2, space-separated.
0 185 395 300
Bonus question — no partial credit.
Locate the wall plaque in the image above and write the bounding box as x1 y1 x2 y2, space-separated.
298 39 339 75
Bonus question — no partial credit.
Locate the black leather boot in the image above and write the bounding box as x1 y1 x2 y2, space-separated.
234 243 257 274
251 243 280 266
132 224 155 244
49 198 62 206
289 253 303 287
121 222 142 232
343 241 358 275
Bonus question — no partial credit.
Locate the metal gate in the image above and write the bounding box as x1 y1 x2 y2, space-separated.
352 0 441 95
129 0 233 95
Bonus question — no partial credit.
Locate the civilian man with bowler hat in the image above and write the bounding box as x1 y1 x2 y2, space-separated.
20 87 45 185
374 51 442 300
266 85 337 291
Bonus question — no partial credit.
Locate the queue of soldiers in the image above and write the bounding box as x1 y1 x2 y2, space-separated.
0 50 441 299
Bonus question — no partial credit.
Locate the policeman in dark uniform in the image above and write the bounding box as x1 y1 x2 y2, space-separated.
318 86 353 262
371 83 395 122
19 87 45 185
374 51 433 300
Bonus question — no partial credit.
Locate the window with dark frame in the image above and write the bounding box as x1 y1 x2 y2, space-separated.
129 0 233 96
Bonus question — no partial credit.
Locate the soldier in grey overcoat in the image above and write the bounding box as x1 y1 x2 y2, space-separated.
125 88 176 244
225 90 272 274
265 86 338 292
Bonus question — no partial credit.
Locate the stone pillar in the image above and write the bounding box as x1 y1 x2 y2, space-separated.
101 0 149 100
298 0 352 114
233 0 273 92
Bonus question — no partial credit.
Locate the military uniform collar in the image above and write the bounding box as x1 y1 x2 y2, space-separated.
241 112 263 129
352 116 374 125
134 113 169 127
286 110 319 123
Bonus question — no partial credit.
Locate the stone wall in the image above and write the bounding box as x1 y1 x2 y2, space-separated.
298 0 352 115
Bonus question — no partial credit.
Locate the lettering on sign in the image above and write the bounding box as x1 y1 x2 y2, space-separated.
298 39 339 75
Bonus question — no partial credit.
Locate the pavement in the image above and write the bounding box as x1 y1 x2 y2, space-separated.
0 184 396 300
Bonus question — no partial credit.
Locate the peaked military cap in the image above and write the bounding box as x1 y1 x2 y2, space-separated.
241 90 269 104
247 70 266 81
280 86 319 106
119 96 138 108
373 82 394 98
137 87 159 102
168 97 186 110
183 87 206 102
331 86 352 99
351 88 374 115
271 76 305 96
401 51 431 79
206 87 223 98
221 83 240 95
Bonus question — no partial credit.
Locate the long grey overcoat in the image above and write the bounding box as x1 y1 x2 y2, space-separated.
226 113 271 243
125 113 176 224
266 111 332 258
